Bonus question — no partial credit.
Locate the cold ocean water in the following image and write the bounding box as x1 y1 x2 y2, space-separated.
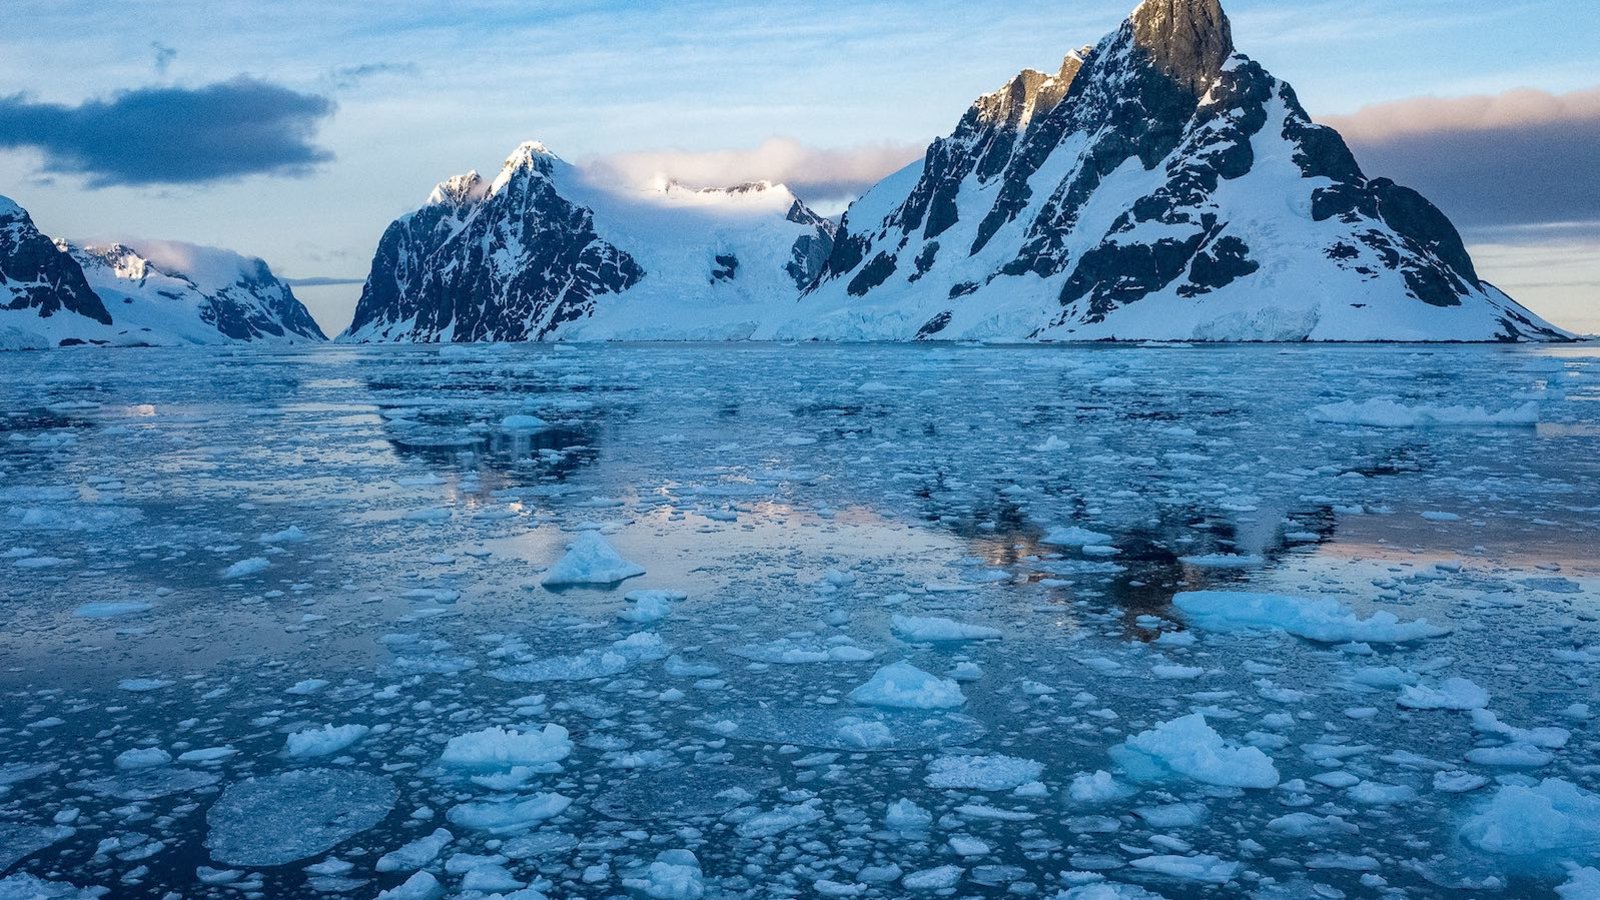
1 342 1598 899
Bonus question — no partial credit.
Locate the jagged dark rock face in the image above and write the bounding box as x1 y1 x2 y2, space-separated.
784 200 837 289
346 152 644 343
800 0 1570 342
0 198 111 327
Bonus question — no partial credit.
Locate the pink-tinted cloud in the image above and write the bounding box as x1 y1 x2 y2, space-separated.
1319 86 1600 228
581 137 924 206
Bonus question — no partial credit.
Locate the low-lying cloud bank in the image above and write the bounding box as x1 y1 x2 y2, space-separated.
581 137 924 207
0 78 335 187
1322 86 1600 229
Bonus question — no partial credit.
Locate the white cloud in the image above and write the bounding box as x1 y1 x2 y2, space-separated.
579 137 924 206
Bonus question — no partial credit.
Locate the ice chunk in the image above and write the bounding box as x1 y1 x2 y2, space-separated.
540 532 644 587
446 793 572 833
72 768 219 800
0 874 106 899
886 799 933 833
902 866 963 891
223 556 271 579
491 633 666 683
891 615 1001 642
622 850 705 900
376 871 442 900
1310 398 1540 427
620 589 684 623
0 823 75 873
735 800 824 838
72 601 152 619
376 828 452 873
284 724 370 758
1129 854 1238 884
1175 591 1446 643
1558 867 1600 900
1069 770 1132 803
439 725 572 772
1041 526 1114 547
500 414 548 431
1460 778 1600 856
205 769 397 866
849 661 965 709
1397 678 1490 710
926 755 1044 791
1113 714 1279 789
732 636 876 664
114 748 171 770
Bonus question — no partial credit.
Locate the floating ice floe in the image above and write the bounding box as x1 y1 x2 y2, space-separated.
1460 778 1600 858
205 769 398 866
284 724 370 758
1174 591 1447 644
1396 677 1490 710
540 531 645 587
72 767 220 801
490 632 667 683
1041 525 1114 547
438 724 572 772
849 661 966 709
925 755 1044 791
72 600 152 618
499 413 548 431
619 589 684 623
376 828 453 873
736 800 826 838
700 706 986 752
891 615 1001 643
1112 713 1280 789
622 849 705 899
0 874 105 899
731 635 876 664
1129 854 1238 884
0 823 75 873
446 793 572 833
222 556 270 579
1310 398 1541 427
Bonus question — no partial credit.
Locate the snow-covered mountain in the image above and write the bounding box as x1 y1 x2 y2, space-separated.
348 0 1569 344
784 0 1570 342
341 142 836 342
0 195 113 349
65 241 327 345
0 194 325 349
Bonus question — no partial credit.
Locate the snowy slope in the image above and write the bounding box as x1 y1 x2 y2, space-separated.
1 193 325 349
781 0 1571 343
66 241 327 346
340 142 836 343
0 194 114 349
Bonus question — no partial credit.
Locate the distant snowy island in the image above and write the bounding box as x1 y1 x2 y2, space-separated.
0 0 1579 347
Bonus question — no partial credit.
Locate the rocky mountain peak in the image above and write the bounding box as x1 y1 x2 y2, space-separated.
976 51 1086 130
427 171 487 208
1129 0 1234 96
492 142 560 192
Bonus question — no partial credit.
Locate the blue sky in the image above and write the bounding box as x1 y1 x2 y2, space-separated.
3 0 1597 334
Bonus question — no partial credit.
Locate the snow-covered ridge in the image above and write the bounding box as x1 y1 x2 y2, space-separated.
346 0 1572 344
0 193 325 350
341 141 838 343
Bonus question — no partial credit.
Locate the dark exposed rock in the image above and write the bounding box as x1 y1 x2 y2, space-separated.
0 197 111 326
346 145 644 342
